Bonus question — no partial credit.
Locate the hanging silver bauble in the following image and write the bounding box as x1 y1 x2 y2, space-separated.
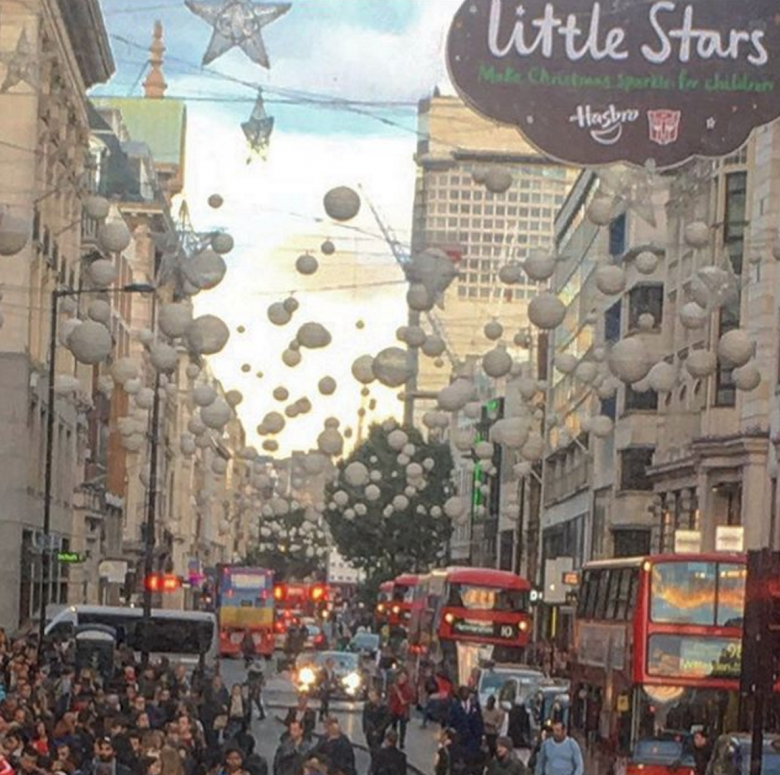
193 384 217 407
211 232 234 255
0 209 30 256
97 221 131 253
608 337 651 383
590 415 614 438
88 259 118 288
437 379 475 412
186 314 230 355
521 432 545 461
321 239 336 255
344 462 369 487
587 195 614 226
87 299 111 324
647 361 677 393
422 336 446 358
595 264 627 295
134 387 155 410
268 302 291 326
150 342 178 373
635 251 659 275
684 221 710 248
273 386 289 402
498 261 523 285
555 353 578 374
483 345 512 378
282 348 302 367
201 398 231 430
637 313 656 331
323 186 361 221
207 193 224 209
528 293 566 330
318 376 337 395
444 496 466 519
111 357 140 385
679 301 708 330
185 248 226 290
297 321 331 349
67 320 112 365
524 249 556 282
733 362 761 391
484 319 504 341
685 349 717 378
296 253 319 276
83 195 110 220
407 283 433 312
159 302 193 338
372 347 412 388
717 329 753 368
484 167 513 194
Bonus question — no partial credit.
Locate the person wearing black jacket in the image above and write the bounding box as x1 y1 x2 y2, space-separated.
372 731 406 775
314 718 356 775
283 696 316 740
362 689 391 771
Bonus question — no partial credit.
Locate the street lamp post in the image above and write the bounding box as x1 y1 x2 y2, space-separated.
37 282 155 656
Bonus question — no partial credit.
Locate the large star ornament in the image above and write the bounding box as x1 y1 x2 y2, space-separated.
185 0 291 68
0 29 39 92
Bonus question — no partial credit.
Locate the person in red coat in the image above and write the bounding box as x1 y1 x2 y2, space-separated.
388 671 415 750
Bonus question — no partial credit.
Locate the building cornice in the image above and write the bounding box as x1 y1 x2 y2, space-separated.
54 0 115 88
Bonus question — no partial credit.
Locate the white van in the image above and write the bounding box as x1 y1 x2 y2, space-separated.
45 605 218 667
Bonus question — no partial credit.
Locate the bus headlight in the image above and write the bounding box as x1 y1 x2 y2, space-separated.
299 667 316 686
343 672 362 694
444 613 455 624
519 620 529 632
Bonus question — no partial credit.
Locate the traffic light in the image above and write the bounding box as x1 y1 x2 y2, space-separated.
145 573 181 593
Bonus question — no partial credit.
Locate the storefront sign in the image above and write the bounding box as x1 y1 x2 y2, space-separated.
446 0 780 168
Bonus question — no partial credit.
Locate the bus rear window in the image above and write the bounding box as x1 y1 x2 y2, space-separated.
446 584 528 612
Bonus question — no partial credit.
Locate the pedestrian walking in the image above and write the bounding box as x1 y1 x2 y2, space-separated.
284 695 317 740
482 696 506 758
486 738 527 775
372 730 407 775
363 688 392 771
313 718 356 775
388 671 415 751
273 720 312 775
318 658 337 722
534 722 583 775
247 660 266 721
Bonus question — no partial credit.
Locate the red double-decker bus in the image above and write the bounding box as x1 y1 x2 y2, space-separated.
409 567 531 684
570 554 746 768
375 581 394 627
272 581 329 646
389 574 419 628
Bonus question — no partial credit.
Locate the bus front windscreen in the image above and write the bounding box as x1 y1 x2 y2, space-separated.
447 584 528 612
650 561 745 626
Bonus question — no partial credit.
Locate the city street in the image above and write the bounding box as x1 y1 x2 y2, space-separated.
221 658 440 774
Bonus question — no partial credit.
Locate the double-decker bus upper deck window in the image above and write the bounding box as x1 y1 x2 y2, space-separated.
651 561 716 624
577 571 592 617
627 568 639 618
447 584 528 612
606 569 622 619
717 563 746 627
614 568 633 620
595 570 611 618
584 570 601 618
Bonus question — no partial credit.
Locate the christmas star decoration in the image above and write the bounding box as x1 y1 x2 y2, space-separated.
185 0 291 68
242 88 274 161
597 163 659 227
0 29 39 92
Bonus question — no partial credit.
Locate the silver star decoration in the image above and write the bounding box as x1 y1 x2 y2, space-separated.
706 117 717 130
0 29 39 92
597 163 659 227
185 0 291 68
242 88 274 161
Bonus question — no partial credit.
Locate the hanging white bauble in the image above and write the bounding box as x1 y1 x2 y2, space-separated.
514 331 531 348
239 445 258 461
207 193 224 209
733 362 761 391
87 299 111 324
397 453 411 467
317 427 343 456
185 248 226 290
324 186 361 221
211 232 234 255
464 401 482 420
187 315 230 355
483 345 513 378
187 415 207 436
437 378 476 411
647 361 677 393
403 442 416 456
364 484 381 503
150 342 177 373
484 320 504 341
404 325 427 348
524 249 556 282
555 353 578 374
282 348 302 367
685 349 718 378
595 264 627 296
296 253 319 276
491 417 530 449
597 378 618 399
635 251 659 275
691 266 734 310
333 490 349 507
372 347 412 388
180 434 196 456
684 221 710 248
212 458 228 475
318 376 337 395
54 374 81 395
392 494 409 511
124 378 142 396
67 320 112 364
347 354 373 386
201 398 231 429
587 195 614 226
528 293 566 330
422 336 446 358
679 301 708 330
484 167 513 194
121 433 145 453
590 415 614 438
263 439 279 453
498 261 523 285
88 259 118 288
344 462 369 487
134 387 155 410
98 375 114 396
272 386 289 402
321 239 336 256
423 411 449 430
263 411 286 434
192 384 217 407
575 361 598 384
159 302 193 338
407 284 433 312
387 429 408 451
608 337 650 383
444 496 466 519
717 329 753 368
83 195 110 220
97 221 131 253
406 462 423 480
474 441 494 460
521 432 545 461
138 328 155 346
111 357 139 385
516 377 539 400
297 321 332 349
0 208 29 255
637 313 656 331
268 302 291 326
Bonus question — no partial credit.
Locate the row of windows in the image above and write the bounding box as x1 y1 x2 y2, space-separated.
426 230 546 247
426 189 565 205
577 567 640 621
428 216 550 231
428 203 558 219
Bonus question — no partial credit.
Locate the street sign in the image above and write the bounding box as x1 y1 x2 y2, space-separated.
57 551 85 564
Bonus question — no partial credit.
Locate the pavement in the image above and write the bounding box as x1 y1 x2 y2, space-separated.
221 657 439 774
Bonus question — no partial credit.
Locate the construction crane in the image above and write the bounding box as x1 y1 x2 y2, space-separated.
361 190 458 369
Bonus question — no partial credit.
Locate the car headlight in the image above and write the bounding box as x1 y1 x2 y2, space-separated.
299 667 316 685
343 671 362 692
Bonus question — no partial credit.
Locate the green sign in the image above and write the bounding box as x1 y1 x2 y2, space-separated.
57 551 85 564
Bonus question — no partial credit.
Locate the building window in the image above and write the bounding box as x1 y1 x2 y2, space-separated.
609 213 627 257
619 447 655 491
624 385 658 411
604 301 622 343
628 284 663 330
601 395 617 420
613 529 651 558
591 488 610 560
724 171 747 276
